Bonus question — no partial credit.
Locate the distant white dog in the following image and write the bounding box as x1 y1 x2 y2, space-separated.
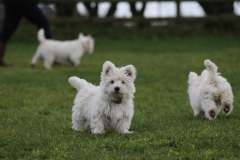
188 59 234 120
31 29 94 69
68 61 136 134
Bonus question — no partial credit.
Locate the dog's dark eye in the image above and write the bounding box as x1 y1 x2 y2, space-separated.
111 80 114 84
122 81 125 84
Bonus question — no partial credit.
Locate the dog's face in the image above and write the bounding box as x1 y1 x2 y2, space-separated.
79 33 94 54
100 61 136 100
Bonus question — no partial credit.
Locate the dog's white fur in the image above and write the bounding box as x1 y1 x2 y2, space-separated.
68 61 136 134
31 29 94 69
188 59 234 120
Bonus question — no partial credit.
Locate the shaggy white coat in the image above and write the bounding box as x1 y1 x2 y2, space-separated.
188 59 234 120
68 61 136 134
31 29 94 69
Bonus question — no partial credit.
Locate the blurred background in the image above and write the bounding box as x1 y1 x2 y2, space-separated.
0 0 240 40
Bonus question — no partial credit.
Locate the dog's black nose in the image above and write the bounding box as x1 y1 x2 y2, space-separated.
115 87 120 92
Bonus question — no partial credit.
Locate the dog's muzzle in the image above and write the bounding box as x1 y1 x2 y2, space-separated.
112 92 123 97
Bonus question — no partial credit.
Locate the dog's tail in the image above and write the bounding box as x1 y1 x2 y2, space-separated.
204 59 218 81
68 76 88 91
37 28 46 43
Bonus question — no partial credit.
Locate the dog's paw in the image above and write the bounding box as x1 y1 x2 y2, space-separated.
91 128 105 134
223 105 229 113
72 126 84 132
204 59 213 66
223 105 232 115
209 110 216 118
31 64 35 68
121 129 134 134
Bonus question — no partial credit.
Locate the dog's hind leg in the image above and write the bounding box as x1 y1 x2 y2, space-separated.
43 55 54 69
188 72 198 84
220 90 234 115
201 96 218 120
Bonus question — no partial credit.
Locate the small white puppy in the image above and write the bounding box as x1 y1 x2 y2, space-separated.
188 59 234 120
68 61 136 134
31 29 94 69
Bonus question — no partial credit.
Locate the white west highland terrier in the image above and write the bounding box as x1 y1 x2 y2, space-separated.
68 61 136 134
188 59 234 120
31 29 94 69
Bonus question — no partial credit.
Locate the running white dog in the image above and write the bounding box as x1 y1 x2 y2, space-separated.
188 59 234 120
31 29 94 69
68 61 136 134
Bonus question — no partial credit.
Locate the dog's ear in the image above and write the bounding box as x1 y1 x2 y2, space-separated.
102 61 115 76
123 65 136 80
78 33 84 39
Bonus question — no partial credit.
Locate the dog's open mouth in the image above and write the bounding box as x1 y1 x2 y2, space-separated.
111 97 123 104
112 92 124 97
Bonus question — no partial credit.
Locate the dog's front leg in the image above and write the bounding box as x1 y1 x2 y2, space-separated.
90 115 105 134
69 53 80 67
116 116 133 134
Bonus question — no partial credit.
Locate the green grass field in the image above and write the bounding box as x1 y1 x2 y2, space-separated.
0 35 240 159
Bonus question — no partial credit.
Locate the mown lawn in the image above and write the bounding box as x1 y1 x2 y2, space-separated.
0 35 240 159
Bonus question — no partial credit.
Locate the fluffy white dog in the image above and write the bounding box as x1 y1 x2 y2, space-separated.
31 29 94 69
68 61 136 134
188 59 234 120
